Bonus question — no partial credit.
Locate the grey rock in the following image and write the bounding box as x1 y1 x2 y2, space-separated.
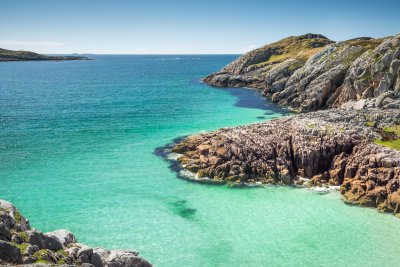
23 255 37 264
26 229 63 251
0 240 22 263
376 92 394 108
0 221 11 241
45 229 76 247
89 251 104 267
106 250 151 267
0 199 30 232
26 230 46 248
0 203 153 266
65 245 80 260
78 245 94 258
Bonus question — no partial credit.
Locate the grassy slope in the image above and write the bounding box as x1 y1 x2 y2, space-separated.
375 126 400 150
244 36 385 74
247 34 334 71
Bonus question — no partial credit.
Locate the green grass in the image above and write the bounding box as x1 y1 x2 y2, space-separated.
248 34 334 69
374 123 400 150
383 125 400 135
56 249 68 257
17 231 28 242
14 243 29 253
344 38 384 50
374 125 400 150
13 210 22 223
375 139 400 150
33 249 49 258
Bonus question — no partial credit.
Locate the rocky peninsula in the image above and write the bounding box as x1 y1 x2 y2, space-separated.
0 199 152 266
169 33 400 217
0 48 90 62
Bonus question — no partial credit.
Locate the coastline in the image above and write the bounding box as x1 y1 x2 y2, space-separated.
167 105 400 217
0 48 92 62
0 57 92 62
162 33 400 217
0 199 152 266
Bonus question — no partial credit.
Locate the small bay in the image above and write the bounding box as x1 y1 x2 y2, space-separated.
1 55 400 266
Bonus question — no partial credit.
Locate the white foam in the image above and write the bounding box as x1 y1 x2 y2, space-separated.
167 153 182 161
310 185 340 194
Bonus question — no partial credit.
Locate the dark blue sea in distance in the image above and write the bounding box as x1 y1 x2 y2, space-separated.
1 55 400 266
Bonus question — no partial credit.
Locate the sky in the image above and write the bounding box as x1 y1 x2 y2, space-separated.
1 0 400 54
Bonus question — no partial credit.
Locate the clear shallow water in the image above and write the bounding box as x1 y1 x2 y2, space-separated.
1 55 400 266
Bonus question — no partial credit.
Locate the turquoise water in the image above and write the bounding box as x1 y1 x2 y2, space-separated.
1 55 400 266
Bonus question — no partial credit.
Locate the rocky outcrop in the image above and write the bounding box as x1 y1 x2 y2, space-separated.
204 33 334 90
169 107 400 216
328 35 400 108
0 200 152 266
270 42 373 111
204 33 400 112
336 143 400 214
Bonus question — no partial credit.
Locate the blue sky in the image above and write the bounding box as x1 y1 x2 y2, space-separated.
1 0 399 54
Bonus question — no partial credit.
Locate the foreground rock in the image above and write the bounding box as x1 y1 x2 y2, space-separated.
204 33 400 113
170 107 400 216
0 200 152 266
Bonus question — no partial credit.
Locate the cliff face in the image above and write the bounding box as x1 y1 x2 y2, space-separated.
204 33 400 112
0 200 152 266
0 48 90 62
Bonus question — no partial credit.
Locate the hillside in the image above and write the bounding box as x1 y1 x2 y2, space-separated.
204 33 397 112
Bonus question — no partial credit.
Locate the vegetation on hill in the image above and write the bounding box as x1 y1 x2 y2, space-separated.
0 48 90 62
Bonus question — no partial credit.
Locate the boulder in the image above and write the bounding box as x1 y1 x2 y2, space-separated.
106 250 151 267
26 230 63 251
45 229 76 247
0 241 22 263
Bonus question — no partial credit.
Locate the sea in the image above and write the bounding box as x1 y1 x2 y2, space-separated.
1 55 400 266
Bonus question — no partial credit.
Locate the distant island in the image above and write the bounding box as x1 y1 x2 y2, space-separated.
0 48 91 62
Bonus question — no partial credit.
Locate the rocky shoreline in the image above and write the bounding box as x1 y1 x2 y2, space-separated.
168 107 400 216
0 199 152 266
168 32 400 217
